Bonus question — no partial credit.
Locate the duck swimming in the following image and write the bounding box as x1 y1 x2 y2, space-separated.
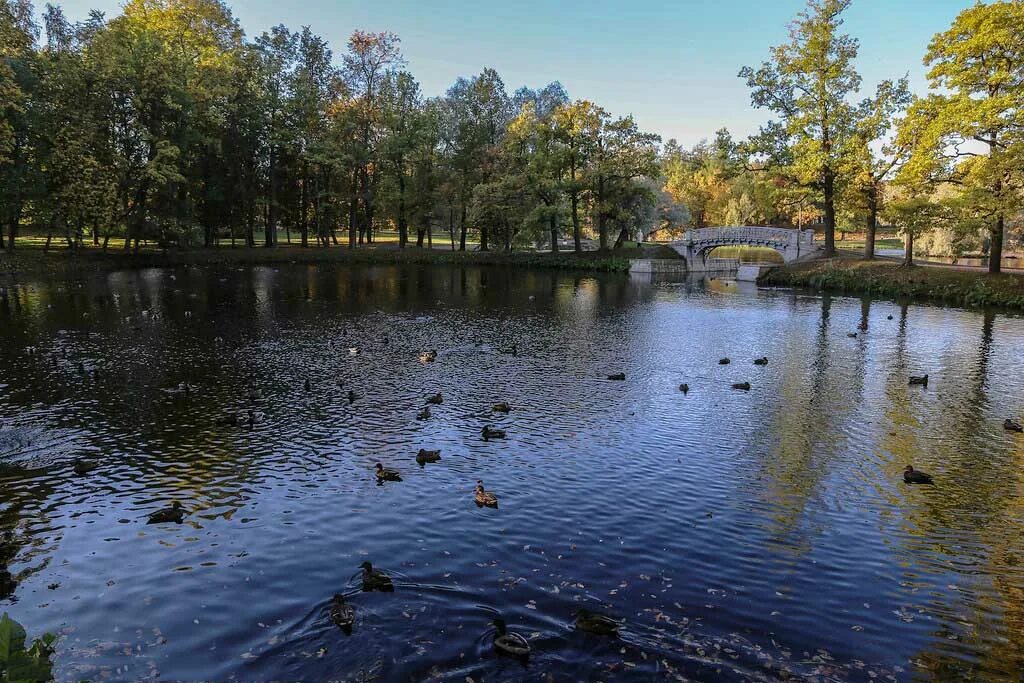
903 465 934 485
719 358 730 365
416 406 431 420
304 378 312 392
753 357 768 366
1005 419 1023 433
375 463 401 482
147 501 186 524
732 382 751 391
574 608 623 636
492 402 511 413
418 350 438 363
359 561 393 592
492 618 529 659
73 459 98 476
329 593 355 632
481 426 506 441
426 393 443 405
607 373 626 381
908 374 929 386
416 449 441 465
347 390 359 404
679 383 689 394
474 480 498 508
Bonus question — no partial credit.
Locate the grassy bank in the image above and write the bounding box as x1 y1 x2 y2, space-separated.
0 243 641 280
760 258 1024 310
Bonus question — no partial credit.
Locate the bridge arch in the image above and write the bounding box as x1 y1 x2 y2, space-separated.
669 226 819 271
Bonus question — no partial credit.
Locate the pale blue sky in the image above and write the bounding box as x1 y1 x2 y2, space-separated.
48 0 971 146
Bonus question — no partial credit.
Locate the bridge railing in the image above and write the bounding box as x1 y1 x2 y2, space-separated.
682 226 811 245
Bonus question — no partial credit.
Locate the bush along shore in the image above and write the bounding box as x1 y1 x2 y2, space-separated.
0 245 638 280
759 258 1024 310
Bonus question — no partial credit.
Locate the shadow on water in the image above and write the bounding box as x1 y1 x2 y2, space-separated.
0 264 1023 680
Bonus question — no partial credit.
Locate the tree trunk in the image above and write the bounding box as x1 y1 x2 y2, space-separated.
300 161 309 247
904 231 913 266
822 170 836 256
864 182 878 260
549 214 559 253
266 149 278 247
989 215 1003 274
449 206 455 251
459 202 467 251
397 173 407 248
571 191 581 254
597 176 608 250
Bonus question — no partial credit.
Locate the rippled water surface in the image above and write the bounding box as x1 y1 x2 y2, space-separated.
1 264 1024 682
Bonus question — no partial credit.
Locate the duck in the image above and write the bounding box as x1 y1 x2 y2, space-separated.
418 350 438 363
607 373 626 381
247 409 265 428
416 407 431 420
1004 419 1023 433
359 561 394 592
348 347 361 355
347 390 359 404
718 358 730 365
416 449 441 465
574 608 623 636
679 383 689 394
329 593 355 631
304 378 312 392
492 401 512 413
425 393 443 405
903 465 934 485
753 357 768 366
732 382 751 391
492 618 530 659
887 314 894 320
908 374 929 387
146 501 186 524
375 463 402 482
481 426 506 441
847 332 858 338
475 480 498 508
72 459 98 476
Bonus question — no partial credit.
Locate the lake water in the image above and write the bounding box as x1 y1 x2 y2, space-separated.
1 264 1023 681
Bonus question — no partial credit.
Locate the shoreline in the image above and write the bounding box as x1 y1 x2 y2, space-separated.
0 244 640 280
759 258 1024 311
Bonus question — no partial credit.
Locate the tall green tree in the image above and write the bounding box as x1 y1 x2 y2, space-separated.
740 0 862 256
898 1 1024 274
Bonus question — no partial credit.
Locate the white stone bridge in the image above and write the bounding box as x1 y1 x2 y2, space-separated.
670 226 820 272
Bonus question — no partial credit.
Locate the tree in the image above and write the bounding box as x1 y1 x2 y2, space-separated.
740 0 862 256
0 0 37 251
589 113 660 249
552 99 602 253
898 1 1024 274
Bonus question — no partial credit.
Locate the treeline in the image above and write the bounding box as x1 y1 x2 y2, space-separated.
0 0 667 255
2 0 1022 271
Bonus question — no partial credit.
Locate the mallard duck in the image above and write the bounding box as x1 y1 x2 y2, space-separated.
418 350 437 363
887 314 894 320
732 382 751 391
475 480 498 508
574 608 623 636
1004 419 1023 433
146 501 186 524
753 357 768 366
347 390 359 404
847 332 858 338
492 618 529 659
718 358 730 365
348 347 361 355
426 393 443 405
908 374 929 386
359 561 393 592
903 465 933 485
375 463 401 482
679 383 689 394
492 402 511 413
416 449 441 465
73 459 98 476
304 378 312 392
416 407 431 420
329 593 355 631
481 426 506 441
607 373 626 381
